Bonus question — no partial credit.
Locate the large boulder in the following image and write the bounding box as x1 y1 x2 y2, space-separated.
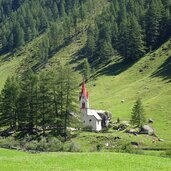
140 125 155 135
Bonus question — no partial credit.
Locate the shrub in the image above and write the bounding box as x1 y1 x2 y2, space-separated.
0 137 20 149
82 126 93 132
96 144 102 151
68 142 82 152
24 141 38 151
116 142 143 154
89 146 98 152
35 137 48 152
47 137 63 152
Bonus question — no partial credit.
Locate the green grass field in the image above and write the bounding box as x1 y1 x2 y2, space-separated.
0 148 171 171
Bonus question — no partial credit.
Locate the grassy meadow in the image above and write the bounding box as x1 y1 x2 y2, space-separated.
0 148 171 171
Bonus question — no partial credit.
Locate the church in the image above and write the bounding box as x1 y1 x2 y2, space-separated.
79 80 111 131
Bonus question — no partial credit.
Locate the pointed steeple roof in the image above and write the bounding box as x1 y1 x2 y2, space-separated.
79 79 89 100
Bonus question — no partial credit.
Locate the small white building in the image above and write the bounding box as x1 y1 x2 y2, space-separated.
79 80 111 131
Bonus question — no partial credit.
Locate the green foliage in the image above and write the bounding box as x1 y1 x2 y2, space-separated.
68 142 82 152
86 0 171 62
0 137 20 149
0 0 98 57
83 58 91 80
24 137 63 152
0 76 19 129
131 98 146 128
82 125 93 132
0 64 78 136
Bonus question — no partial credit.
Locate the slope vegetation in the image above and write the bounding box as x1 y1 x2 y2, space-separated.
87 39 171 140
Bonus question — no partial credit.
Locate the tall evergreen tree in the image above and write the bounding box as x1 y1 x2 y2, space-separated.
127 15 146 60
83 58 91 81
145 0 161 50
131 98 146 128
0 76 19 130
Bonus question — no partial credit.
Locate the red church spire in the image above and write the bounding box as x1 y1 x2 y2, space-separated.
79 79 89 100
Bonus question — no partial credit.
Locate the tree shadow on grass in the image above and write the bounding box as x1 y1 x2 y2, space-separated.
151 56 171 83
93 59 134 78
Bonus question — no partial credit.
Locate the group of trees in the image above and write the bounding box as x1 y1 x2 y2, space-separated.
0 65 78 136
86 0 171 62
0 0 95 54
1 0 170 67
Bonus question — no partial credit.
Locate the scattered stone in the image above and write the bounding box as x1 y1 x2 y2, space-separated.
148 118 154 123
121 99 125 103
159 138 164 142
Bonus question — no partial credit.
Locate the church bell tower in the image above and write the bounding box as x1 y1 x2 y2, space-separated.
79 80 89 110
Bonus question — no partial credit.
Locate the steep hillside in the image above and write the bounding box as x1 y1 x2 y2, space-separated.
87 39 171 140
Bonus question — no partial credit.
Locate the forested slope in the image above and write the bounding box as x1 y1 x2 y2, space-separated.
0 0 170 140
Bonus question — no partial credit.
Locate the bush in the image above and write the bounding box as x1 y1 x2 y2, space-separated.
24 141 38 151
116 142 143 154
82 126 93 132
24 137 63 152
36 137 48 152
47 137 63 152
0 137 20 149
68 142 82 152
89 146 98 152
96 144 102 151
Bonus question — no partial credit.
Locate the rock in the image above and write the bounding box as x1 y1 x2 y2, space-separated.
159 139 164 142
140 125 155 135
121 99 125 103
148 118 154 123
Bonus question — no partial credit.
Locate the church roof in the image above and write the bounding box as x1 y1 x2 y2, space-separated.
79 80 89 100
87 109 102 120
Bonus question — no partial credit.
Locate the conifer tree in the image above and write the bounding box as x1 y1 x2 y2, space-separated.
86 25 96 58
83 58 91 81
0 76 19 130
127 15 145 60
17 69 38 132
131 98 146 128
145 0 161 50
13 22 25 48
99 40 114 62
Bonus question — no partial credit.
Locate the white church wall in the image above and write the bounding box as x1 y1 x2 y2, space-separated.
81 109 102 131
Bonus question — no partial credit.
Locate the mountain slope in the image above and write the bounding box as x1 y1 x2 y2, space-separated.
0 0 170 143
87 39 171 140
